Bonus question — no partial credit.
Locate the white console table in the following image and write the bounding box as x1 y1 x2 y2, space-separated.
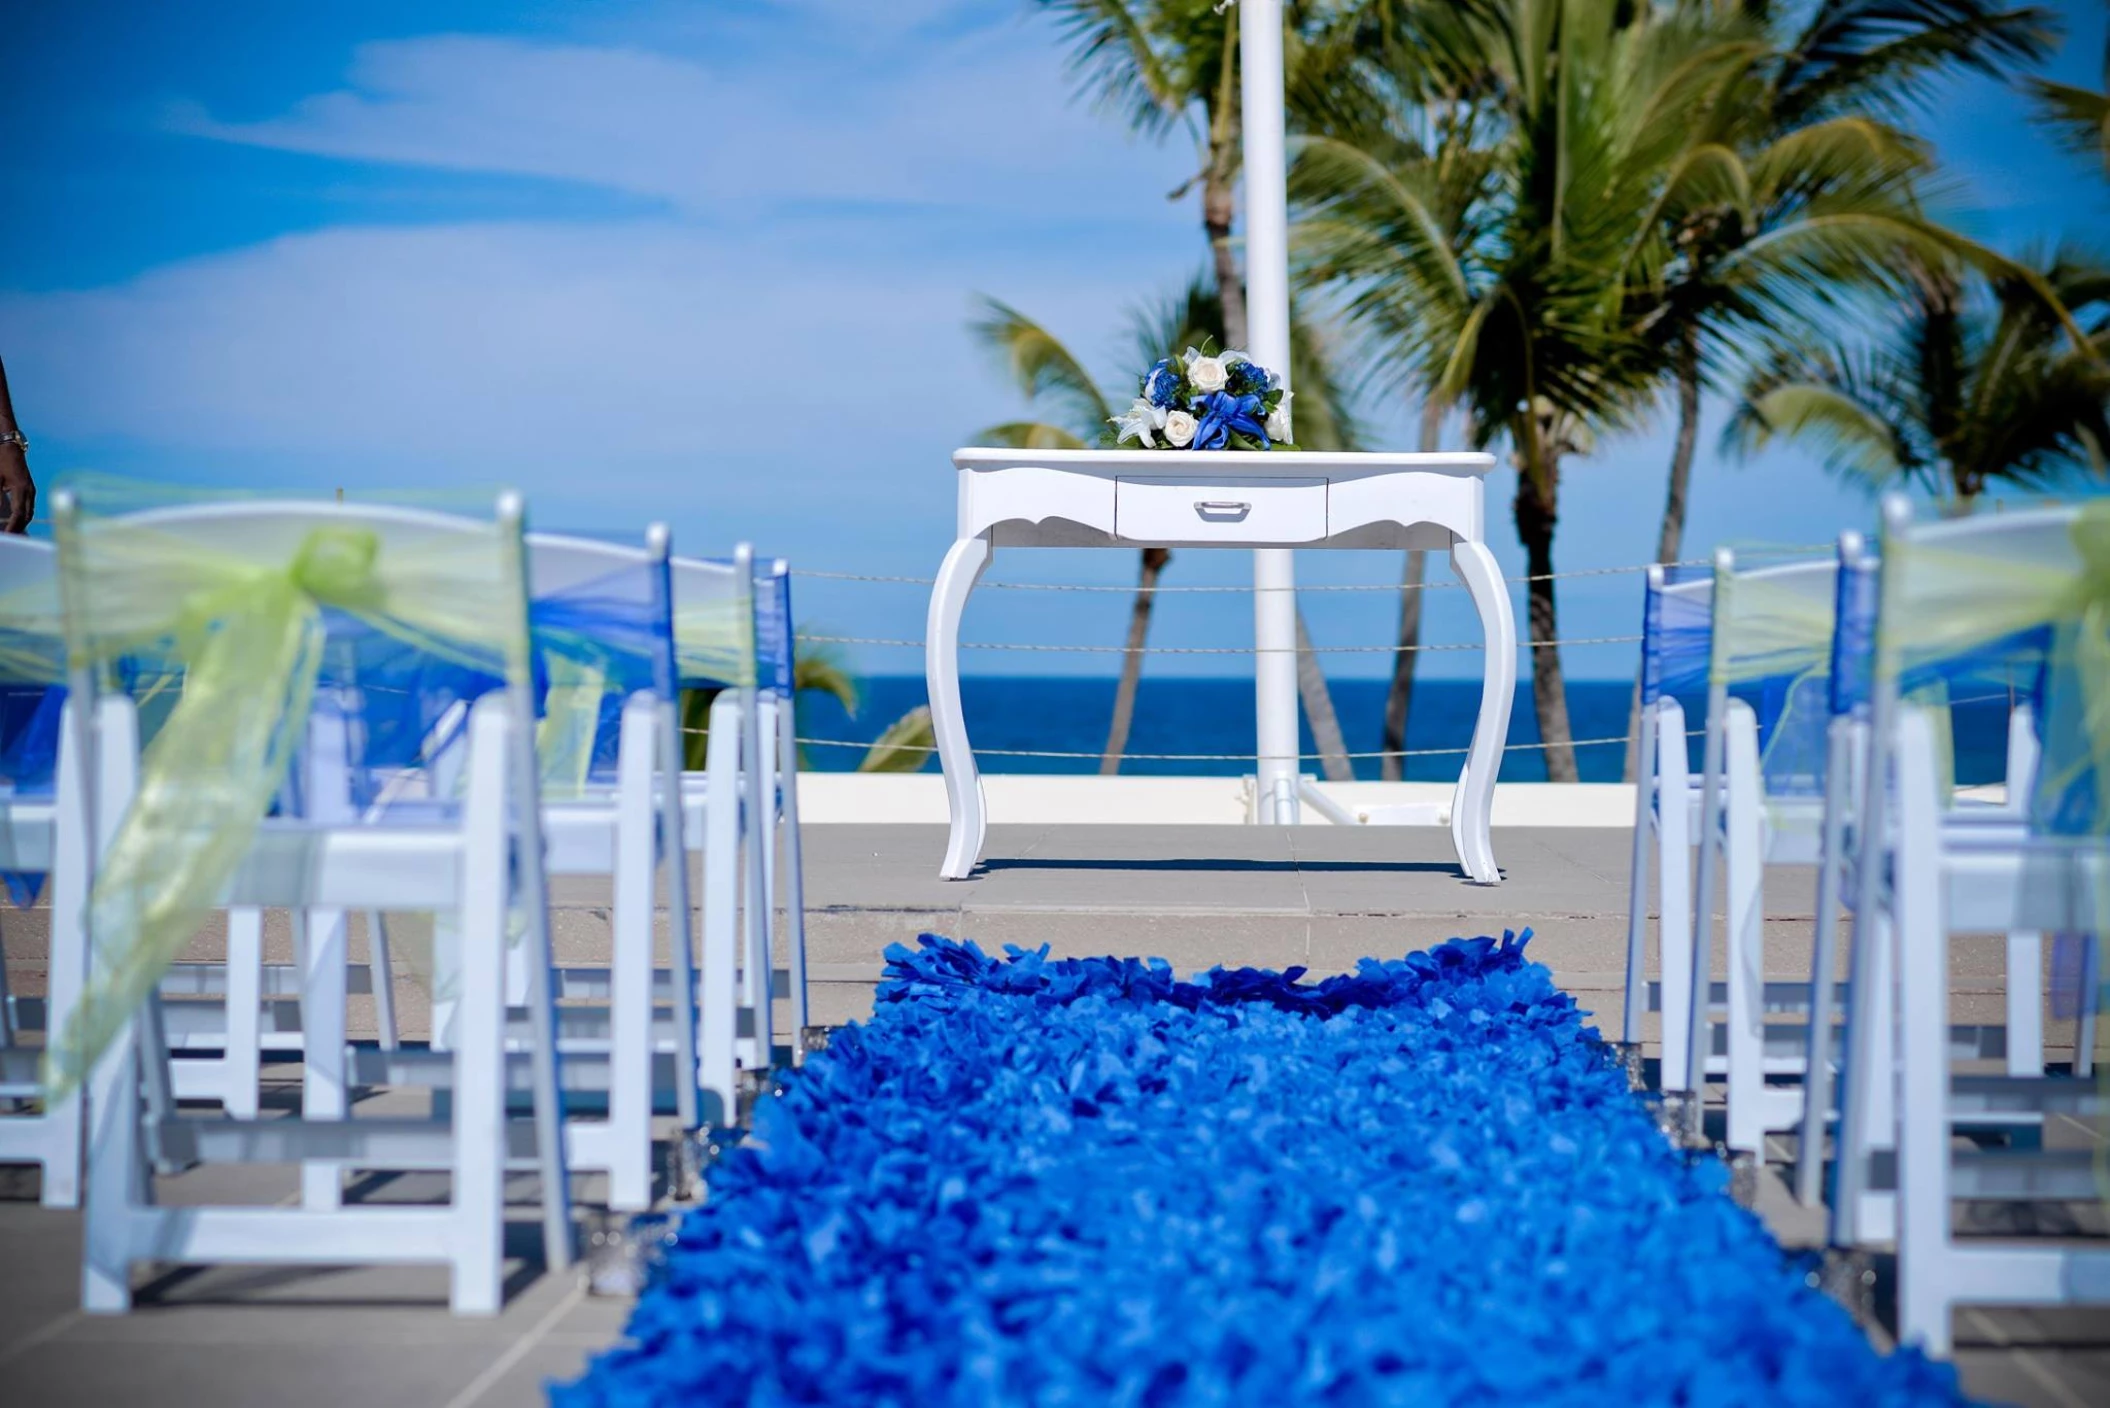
924 447 1516 883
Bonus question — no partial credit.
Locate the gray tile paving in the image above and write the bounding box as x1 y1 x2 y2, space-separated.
4 822 2106 1404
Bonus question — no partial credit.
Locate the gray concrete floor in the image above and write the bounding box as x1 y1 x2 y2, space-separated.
2 823 2106 1405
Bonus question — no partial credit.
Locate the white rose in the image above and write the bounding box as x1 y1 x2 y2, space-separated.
1163 409 1198 448
1266 389 1294 444
1186 355 1228 394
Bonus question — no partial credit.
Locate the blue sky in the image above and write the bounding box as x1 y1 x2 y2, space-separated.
4 0 2107 683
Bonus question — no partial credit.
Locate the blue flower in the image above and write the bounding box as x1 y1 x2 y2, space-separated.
1193 390 1270 450
1143 359 1182 409
1225 359 1274 396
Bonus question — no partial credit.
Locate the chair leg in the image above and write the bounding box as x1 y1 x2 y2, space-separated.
430 913 461 1053
1723 704 1766 1156
740 685 771 1070
774 695 811 1055
1893 710 1953 1356
699 694 744 1126
81 1023 143 1313
451 699 512 1316
41 705 90 1207
2078 935 2101 1079
1622 704 1658 1049
1796 722 1855 1206
658 699 700 1130
295 910 349 1210
223 908 263 1120
2005 931 2043 1078
365 911 399 1053
606 695 656 1212
1656 702 1694 1096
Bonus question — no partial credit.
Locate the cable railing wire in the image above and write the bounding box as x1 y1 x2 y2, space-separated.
791 561 1705 592
752 692 2019 765
799 633 1641 654
688 729 1700 762
789 549 1829 594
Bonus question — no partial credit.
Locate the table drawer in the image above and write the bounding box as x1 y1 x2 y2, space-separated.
1114 476 1327 544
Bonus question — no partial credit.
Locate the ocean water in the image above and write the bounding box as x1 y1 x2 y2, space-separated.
795 676 2017 784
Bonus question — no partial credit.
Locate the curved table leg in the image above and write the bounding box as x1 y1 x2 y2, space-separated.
1449 538 1514 884
928 533 991 879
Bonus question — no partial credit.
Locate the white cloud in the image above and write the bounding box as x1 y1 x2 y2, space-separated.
0 219 1182 460
168 26 1195 220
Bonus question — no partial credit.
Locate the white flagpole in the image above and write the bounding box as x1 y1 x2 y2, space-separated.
1241 0 1300 823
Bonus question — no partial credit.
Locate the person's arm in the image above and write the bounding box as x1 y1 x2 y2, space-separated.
0 355 35 533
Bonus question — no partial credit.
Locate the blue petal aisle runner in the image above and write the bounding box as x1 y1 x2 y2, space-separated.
557 933 1964 1406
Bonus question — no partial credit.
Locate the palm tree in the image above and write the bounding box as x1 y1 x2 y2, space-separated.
970 280 1365 773
1727 250 2110 508
1638 0 2054 571
1600 0 2055 775
1031 0 1371 777
1299 0 1773 780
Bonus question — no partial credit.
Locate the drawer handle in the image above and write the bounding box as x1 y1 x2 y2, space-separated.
1194 500 1252 521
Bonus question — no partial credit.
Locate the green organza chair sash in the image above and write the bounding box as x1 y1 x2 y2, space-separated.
1877 503 2103 834
46 498 529 1095
1709 556 1838 798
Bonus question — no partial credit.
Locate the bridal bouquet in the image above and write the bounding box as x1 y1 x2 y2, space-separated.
1111 346 1294 451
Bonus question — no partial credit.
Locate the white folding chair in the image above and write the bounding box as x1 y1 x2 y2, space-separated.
1795 534 2045 1209
60 490 572 1315
518 526 697 1210
1839 497 2107 1353
671 548 772 1123
0 535 89 1208
1622 565 1709 1094
173 525 711 1208
1682 550 1840 1155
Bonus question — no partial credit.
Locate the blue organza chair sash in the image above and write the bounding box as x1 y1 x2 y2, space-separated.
1641 567 1712 707
0 566 66 905
755 562 794 701
1828 550 1878 722
320 551 679 807
529 553 677 798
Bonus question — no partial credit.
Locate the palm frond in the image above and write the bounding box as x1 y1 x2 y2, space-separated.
968 296 1115 442
1031 0 1217 142
793 636 859 716
976 421 1097 450
1773 0 2057 126
857 706 936 774
1730 377 1917 488
2027 77 2110 176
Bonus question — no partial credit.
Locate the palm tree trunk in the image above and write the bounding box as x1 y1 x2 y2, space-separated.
1516 460 1578 783
1296 611 1353 782
1382 397 1447 779
1624 341 1702 780
1203 30 1247 352
1102 547 1170 774
1380 551 1426 780
1205 170 1248 350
